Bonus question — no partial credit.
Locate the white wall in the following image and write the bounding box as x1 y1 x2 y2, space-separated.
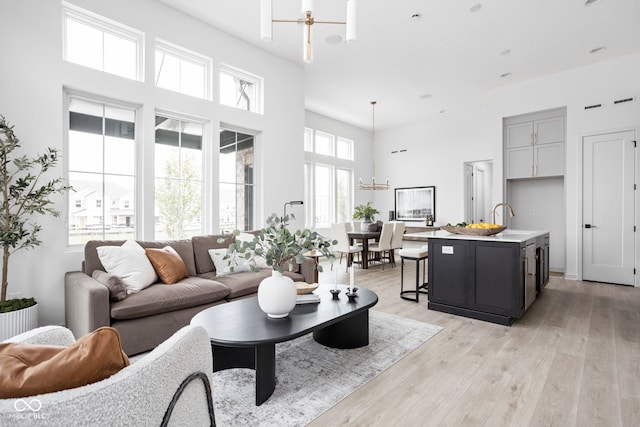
0 0 305 326
373 53 640 280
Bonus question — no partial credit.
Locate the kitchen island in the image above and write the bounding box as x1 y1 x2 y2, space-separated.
427 230 550 326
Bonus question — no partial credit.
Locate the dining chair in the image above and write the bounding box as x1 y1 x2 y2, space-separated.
331 222 363 272
368 222 394 270
390 221 406 266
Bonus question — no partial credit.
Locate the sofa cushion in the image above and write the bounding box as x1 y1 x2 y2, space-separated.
92 270 127 301
110 277 230 320
192 234 235 274
145 246 190 284
0 327 129 398
199 269 305 299
137 239 197 276
97 240 158 294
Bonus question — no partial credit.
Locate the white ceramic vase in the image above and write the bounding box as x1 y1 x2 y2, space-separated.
257 270 297 318
360 218 371 231
0 303 38 341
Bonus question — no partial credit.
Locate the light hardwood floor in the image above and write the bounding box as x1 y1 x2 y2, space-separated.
308 259 640 427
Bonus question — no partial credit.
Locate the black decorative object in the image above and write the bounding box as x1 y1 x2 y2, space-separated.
346 287 358 302
330 289 341 299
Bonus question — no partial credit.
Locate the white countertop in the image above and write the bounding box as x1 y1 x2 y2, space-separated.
416 229 549 243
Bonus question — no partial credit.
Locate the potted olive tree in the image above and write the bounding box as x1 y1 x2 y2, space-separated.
0 115 72 339
353 202 380 231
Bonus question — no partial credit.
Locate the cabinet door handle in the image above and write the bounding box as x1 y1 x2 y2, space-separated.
534 132 538 144
524 256 534 276
530 134 534 145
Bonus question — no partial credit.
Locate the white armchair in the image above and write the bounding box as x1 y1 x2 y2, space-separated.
0 325 215 426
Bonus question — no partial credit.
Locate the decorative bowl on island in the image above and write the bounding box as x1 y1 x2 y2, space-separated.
441 225 507 236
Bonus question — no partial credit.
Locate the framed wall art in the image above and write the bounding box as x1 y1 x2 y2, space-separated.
394 186 435 222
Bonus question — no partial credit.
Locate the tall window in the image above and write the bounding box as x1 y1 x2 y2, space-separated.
67 96 136 245
219 129 254 232
154 115 204 239
155 39 211 100
220 65 263 114
304 128 354 228
63 3 143 81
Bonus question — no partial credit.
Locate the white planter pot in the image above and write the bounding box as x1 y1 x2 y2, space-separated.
0 302 38 341
257 270 297 319
360 219 371 231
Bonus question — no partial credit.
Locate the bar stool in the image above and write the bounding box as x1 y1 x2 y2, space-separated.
399 247 428 302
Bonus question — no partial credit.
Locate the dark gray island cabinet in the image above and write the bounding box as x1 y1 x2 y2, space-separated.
427 230 550 326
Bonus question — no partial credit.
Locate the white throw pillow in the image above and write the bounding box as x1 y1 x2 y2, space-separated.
235 232 270 269
96 240 158 294
209 249 252 276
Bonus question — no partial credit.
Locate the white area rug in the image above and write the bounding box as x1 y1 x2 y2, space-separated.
212 310 442 426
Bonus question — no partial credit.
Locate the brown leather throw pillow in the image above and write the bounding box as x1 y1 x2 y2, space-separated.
0 327 130 398
145 246 190 284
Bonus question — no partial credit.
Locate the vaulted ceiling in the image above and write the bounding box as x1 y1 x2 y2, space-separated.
155 0 640 130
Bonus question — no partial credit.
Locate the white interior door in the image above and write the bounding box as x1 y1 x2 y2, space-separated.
464 164 474 223
582 130 635 285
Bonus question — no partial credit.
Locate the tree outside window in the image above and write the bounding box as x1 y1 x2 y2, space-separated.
154 116 203 239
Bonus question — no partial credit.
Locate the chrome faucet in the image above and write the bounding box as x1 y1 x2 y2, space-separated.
491 203 515 225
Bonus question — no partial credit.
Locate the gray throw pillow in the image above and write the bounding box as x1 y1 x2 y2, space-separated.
92 270 127 301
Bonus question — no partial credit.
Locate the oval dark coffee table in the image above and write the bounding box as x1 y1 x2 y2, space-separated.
191 284 378 405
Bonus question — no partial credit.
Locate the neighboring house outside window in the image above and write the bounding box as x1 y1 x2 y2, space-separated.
219 129 254 232
67 95 136 245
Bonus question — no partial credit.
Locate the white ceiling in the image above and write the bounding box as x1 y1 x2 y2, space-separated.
155 0 640 130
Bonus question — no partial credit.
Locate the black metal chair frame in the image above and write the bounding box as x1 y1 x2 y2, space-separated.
400 254 428 302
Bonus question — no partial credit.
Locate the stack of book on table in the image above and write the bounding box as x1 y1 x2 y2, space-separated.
296 293 320 304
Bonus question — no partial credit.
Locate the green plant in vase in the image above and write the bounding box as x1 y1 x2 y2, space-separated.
223 213 336 273
353 202 380 231
221 213 336 318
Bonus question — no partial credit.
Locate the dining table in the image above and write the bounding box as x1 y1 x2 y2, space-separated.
347 230 381 269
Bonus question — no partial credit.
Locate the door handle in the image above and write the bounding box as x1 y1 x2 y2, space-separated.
584 224 596 229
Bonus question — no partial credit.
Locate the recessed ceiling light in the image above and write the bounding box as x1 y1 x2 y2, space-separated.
589 46 606 54
584 0 602 6
469 3 482 12
500 72 512 78
326 34 342 44
420 93 432 100
500 49 511 56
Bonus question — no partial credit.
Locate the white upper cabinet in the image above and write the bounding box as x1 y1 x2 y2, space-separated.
505 115 564 179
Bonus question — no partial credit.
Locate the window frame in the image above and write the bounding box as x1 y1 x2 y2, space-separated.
155 38 212 101
218 126 257 232
62 1 144 81
219 64 264 114
64 90 141 246
304 128 355 229
154 110 208 240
